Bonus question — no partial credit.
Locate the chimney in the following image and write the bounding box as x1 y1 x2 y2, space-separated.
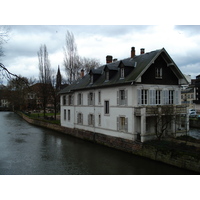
131 47 135 58
106 55 113 64
140 48 145 54
113 58 118 62
80 69 84 78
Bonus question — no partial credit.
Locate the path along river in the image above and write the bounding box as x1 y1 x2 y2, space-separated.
0 112 198 175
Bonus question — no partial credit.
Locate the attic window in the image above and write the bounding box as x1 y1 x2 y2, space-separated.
120 68 125 79
90 74 93 84
155 67 162 79
105 71 109 81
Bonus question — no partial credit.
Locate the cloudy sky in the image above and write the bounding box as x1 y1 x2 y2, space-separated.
1 25 200 85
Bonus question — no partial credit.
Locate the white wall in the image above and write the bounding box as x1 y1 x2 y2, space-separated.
60 84 182 141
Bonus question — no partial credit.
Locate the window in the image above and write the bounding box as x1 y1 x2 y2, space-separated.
68 95 73 105
120 68 124 78
77 93 82 105
156 90 161 105
64 109 66 120
169 90 174 104
98 91 101 104
63 96 66 105
117 89 127 105
88 114 94 126
120 90 125 105
68 110 70 121
98 114 101 126
155 67 162 79
105 71 109 81
163 90 174 105
90 74 93 84
141 89 148 105
88 92 94 105
117 116 128 132
77 113 83 124
104 101 109 115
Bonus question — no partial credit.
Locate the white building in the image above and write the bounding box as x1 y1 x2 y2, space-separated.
59 47 188 142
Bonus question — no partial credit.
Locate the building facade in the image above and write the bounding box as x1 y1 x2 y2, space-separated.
60 47 188 142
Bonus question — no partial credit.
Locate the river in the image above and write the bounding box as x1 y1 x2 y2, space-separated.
0 111 198 175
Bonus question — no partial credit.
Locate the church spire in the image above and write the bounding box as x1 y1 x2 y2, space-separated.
56 65 62 89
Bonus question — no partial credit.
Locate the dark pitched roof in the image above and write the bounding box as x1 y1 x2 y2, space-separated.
59 48 188 94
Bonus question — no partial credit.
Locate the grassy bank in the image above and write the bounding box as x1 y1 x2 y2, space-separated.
23 111 60 125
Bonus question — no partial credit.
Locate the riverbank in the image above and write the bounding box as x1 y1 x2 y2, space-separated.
190 118 200 128
17 111 200 173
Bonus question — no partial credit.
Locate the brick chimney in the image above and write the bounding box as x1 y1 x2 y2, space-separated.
106 55 113 63
140 48 145 54
80 69 84 78
131 47 135 58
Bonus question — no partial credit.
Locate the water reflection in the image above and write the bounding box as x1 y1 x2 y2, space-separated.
0 112 198 175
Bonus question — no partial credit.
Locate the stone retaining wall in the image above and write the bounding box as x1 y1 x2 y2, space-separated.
189 119 200 128
18 112 200 173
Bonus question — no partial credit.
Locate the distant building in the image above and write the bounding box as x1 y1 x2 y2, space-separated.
181 86 195 109
59 47 188 142
193 74 200 111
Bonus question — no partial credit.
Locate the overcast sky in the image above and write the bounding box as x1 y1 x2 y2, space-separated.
1 25 200 85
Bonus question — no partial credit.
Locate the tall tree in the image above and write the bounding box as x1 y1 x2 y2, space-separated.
37 44 52 117
6 76 29 110
63 31 80 84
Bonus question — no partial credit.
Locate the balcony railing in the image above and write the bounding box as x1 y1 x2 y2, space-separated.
134 105 187 116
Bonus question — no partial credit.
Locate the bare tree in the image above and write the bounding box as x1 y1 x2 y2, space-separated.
81 57 101 74
0 26 14 83
0 26 9 58
151 105 176 140
37 44 52 117
63 31 81 84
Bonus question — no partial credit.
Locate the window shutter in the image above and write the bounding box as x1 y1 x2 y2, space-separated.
88 114 90 125
163 90 168 105
92 115 95 126
66 95 69 105
77 113 79 124
175 90 179 105
117 91 119 105
71 95 74 105
137 89 141 105
117 117 119 130
88 93 90 105
81 93 83 105
150 90 156 105
81 113 83 124
125 90 128 106
125 118 128 132
93 92 95 105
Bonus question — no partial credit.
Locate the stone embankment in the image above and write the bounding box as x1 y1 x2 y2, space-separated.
190 119 200 128
17 112 200 173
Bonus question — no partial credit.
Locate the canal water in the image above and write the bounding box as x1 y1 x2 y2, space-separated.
0 112 198 175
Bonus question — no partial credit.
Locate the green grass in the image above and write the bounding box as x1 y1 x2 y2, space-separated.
24 112 60 125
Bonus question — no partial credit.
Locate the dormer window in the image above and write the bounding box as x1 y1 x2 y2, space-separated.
120 68 125 79
90 74 93 84
155 67 162 79
105 71 109 81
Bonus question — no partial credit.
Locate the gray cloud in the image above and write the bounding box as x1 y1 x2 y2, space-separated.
1 25 200 84
174 25 200 36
